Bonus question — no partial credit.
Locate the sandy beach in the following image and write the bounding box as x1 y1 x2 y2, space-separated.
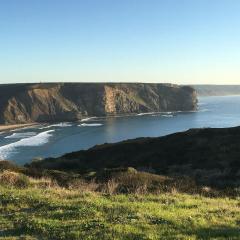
0 123 37 132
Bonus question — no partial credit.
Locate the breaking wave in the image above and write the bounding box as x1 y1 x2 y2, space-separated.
5 132 37 139
0 130 54 159
137 112 156 116
78 123 103 127
39 123 72 129
80 117 97 122
162 114 174 118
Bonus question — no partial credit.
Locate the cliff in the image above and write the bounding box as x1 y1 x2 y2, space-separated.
0 83 197 124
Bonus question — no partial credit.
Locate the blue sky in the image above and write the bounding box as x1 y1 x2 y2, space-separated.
0 0 240 84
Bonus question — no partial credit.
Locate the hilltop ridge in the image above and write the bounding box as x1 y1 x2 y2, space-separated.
29 126 240 190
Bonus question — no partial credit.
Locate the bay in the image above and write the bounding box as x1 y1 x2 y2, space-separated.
1 95 240 164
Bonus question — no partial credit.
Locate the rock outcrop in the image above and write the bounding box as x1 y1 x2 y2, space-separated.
0 83 197 124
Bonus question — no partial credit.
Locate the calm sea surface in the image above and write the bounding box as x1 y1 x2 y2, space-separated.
1 95 240 164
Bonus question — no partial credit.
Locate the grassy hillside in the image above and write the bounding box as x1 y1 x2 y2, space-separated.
1 185 240 240
0 169 239 240
1 126 240 239
29 127 240 190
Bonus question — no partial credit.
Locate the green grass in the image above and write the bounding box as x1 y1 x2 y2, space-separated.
0 186 239 240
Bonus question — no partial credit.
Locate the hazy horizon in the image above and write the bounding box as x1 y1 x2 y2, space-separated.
1 0 240 85
1 81 240 86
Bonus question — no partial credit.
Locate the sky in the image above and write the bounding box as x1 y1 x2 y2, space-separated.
0 0 240 84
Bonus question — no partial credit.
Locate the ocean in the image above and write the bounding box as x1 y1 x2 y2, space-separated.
1 95 240 164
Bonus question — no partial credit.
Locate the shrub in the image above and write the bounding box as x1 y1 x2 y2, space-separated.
30 177 57 189
0 170 30 188
67 168 168 195
15 174 30 188
42 170 80 186
102 170 168 194
99 179 119 195
68 178 99 192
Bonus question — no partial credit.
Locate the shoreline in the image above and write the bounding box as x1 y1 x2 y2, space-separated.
0 123 38 133
0 109 196 132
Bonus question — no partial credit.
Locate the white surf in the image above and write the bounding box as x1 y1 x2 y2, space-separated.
0 130 54 160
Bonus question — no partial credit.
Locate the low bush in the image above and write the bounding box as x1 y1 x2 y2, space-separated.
30 177 57 189
0 165 238 197
68 178 98 192
0 170 30 188
113 171 167 194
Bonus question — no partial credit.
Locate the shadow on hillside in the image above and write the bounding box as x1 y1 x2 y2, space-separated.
194 226 240 239
0 228 28 238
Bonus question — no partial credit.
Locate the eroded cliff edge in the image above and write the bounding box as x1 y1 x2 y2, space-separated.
0 83 197 124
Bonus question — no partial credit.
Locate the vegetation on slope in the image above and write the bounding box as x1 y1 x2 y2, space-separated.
1 126 240 239
0 172 239 240
29 127 240 190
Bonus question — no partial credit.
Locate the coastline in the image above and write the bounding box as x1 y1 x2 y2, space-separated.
0 123 38 133
0 108 199 132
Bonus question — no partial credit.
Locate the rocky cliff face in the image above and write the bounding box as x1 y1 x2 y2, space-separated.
0 83 197 124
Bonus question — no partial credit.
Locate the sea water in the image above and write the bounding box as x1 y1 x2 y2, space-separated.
1 96 240 164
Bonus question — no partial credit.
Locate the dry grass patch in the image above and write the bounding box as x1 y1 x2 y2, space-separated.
0 170 30 188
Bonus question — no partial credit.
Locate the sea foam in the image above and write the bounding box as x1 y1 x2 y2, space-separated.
137 112 156 116
78 123 103 127
5 132 37 139
0 130 54 159
80 117 97 122
39 122 72 129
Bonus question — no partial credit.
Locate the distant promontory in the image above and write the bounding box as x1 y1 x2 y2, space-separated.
0 83 197 124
